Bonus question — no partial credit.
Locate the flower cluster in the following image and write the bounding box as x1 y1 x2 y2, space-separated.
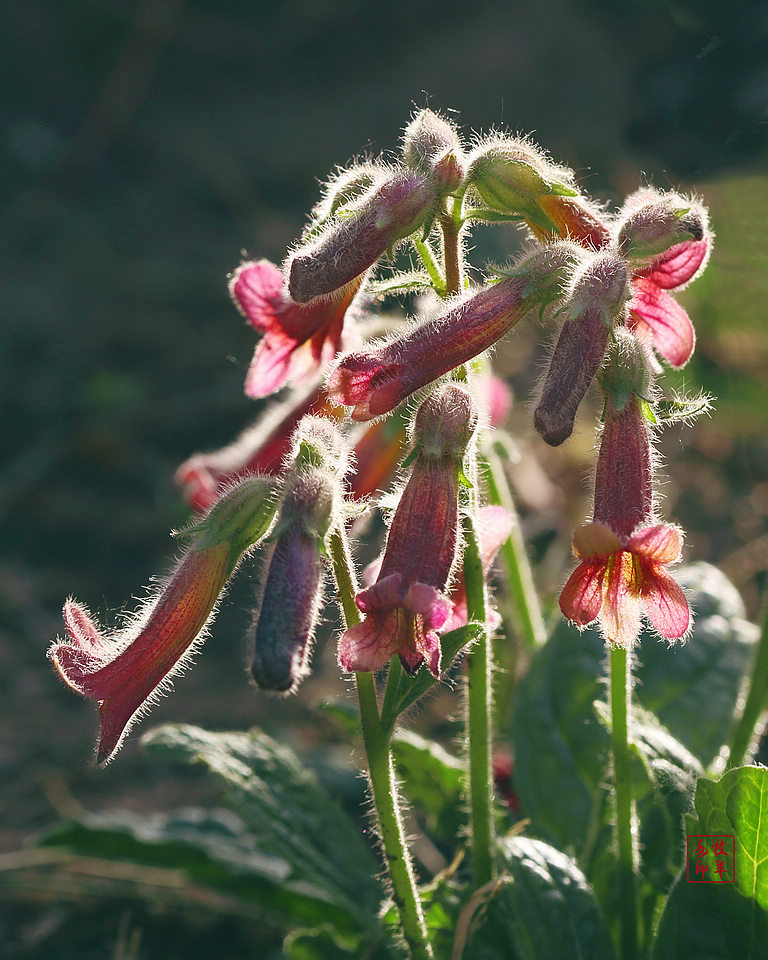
50 108 712 760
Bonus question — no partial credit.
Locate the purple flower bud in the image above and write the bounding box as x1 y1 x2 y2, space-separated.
328 243 580 421
288 170 438 303
313 163 390 221
534 253 629 446
248 412 347 695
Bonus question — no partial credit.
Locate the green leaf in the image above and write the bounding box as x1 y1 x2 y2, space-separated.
141 724 382 930
465 837 617 959
695 766 768 908
635 563 758 766
391 730 464 845
382 622 485 724
38 807 352 931
653 880 768 960
285 924 394 960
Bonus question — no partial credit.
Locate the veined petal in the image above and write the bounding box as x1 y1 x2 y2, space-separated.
629 278 695 367
559 560 605 626
639 563 690 640
600 552 642 645
337 612 400 674
626 524 682 564
638 238 710 291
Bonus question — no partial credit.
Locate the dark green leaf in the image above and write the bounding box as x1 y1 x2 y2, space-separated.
141 724 381 929
653 876 768 960
466 837 617 960
285 924 394 960
38 808 352 931
636 563 758 766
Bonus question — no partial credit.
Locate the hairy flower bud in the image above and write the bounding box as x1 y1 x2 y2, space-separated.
312 163 390 222
249 466 337 693
534 253 630 446
328 243 582 421
402 109 465 194
413 383 479 460
467 137 577 230
616 189 707 266
288 170 438 303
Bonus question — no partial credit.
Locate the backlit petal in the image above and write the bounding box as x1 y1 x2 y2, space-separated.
640 564 690 640
627 524 682 564
559 560 604 626
629 278 695 367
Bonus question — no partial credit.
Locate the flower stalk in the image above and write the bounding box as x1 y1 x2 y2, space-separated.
329 529 434 960
609 644 638 960
463 512 495 888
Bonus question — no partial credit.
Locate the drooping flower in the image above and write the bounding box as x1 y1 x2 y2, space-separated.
338 385 478 676
231 259 360 398
559 520 690 646
328 243 580 421
49 478 278 763
559 393 690 645
618 189 711 368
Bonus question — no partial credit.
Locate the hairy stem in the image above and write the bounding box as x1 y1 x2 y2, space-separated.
329 529 433 960
440 197 463 296
482 449 547 650
609 644 638 960
463 513 495 887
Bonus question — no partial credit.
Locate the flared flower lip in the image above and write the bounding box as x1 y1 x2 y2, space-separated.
627 235 710 368
230 259 358 399
559 520 690 646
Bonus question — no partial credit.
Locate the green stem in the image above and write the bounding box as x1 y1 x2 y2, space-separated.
440 199 462 296
482 449 547 649
329 530 433 960
728 599 768 767
609 644 638 960
412 236 446 296
463 513 495 888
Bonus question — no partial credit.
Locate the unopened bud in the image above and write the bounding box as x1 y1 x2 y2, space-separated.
413 385 478 460
313 163 389 222
534 253 628 446
182 476 279 556
288 170 438 303
617 190 707 265
292 415 348 476
249 465 339 693
467 138 576 225
402 109 465 194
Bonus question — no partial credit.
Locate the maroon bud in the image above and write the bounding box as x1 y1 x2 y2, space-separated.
402 109 465 194
288 170 438 303
534 253 629 446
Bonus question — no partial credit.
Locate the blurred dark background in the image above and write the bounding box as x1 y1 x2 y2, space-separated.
2 0 768 955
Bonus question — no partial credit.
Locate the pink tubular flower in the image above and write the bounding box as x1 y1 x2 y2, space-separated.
328 245 578 421
338 385 479 676
48 478 277 763
559 395 690 645
231 259 359 398
443 504 512 632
